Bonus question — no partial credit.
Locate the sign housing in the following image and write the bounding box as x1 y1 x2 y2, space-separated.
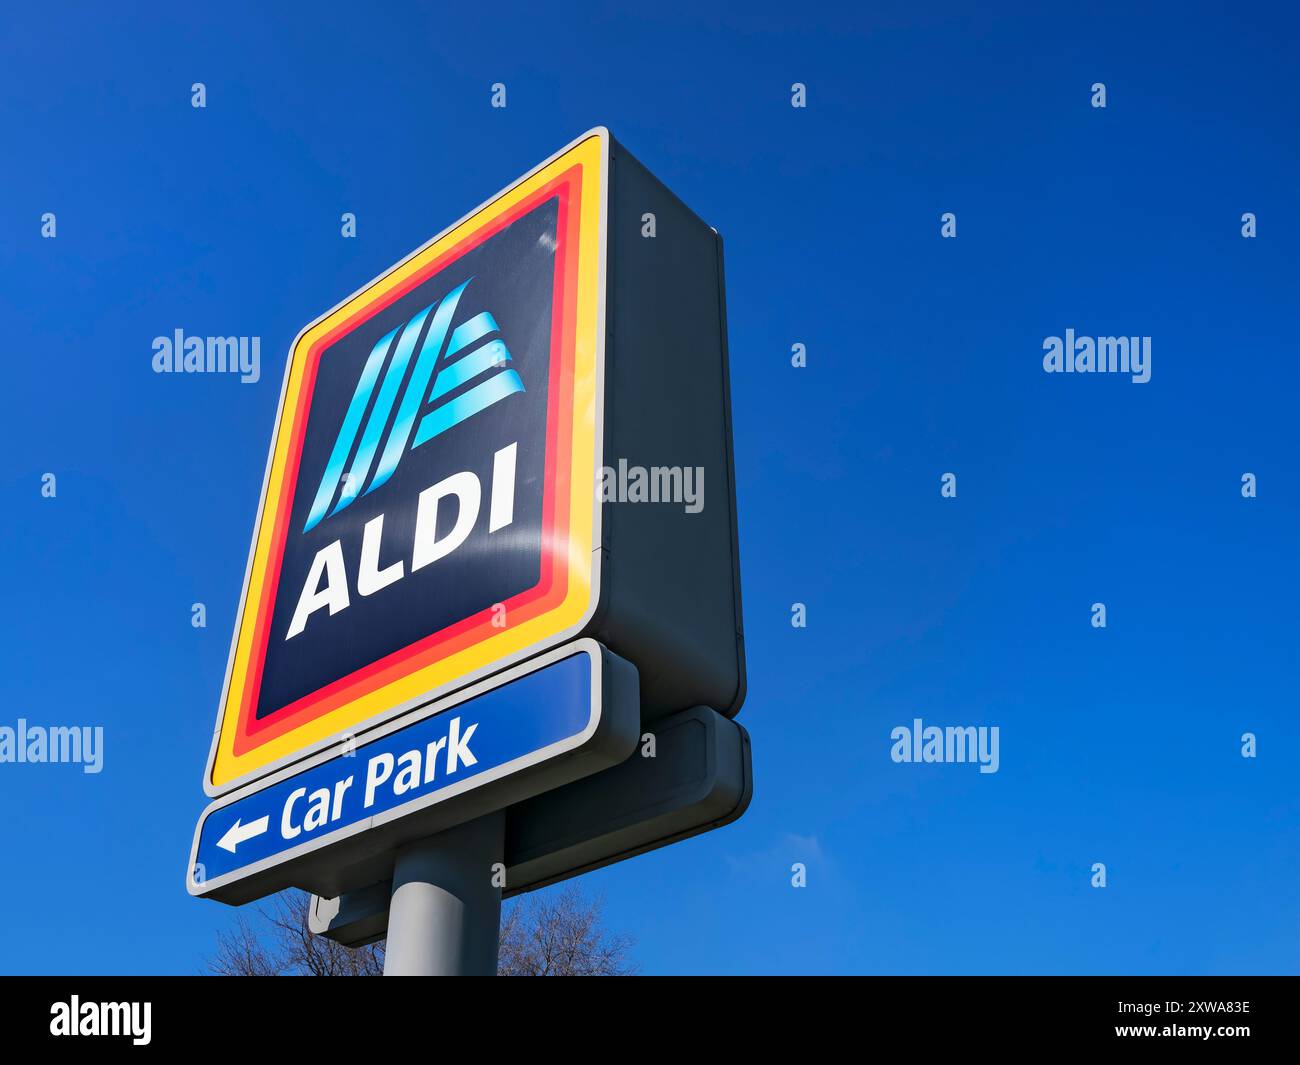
204 128 743 803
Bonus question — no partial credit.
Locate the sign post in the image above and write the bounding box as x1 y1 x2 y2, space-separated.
383 815 504 976
188 129 748 974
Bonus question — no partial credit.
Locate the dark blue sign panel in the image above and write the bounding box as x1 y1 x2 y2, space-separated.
191 650 592 891
262 198 560 718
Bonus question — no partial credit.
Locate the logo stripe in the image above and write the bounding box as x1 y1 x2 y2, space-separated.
413 369 525 449
431 339 512 400
366 279 471 497
330 302 435 519
445 310 500 357
301 324 399 533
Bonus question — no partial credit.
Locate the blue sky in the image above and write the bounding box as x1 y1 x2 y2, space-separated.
1 1 1297 974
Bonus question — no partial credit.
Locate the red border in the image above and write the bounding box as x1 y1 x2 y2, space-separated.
230 166 584 757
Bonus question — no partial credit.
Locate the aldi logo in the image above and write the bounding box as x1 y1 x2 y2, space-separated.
299 277 525 535
205 133 607 794
282 276 527 644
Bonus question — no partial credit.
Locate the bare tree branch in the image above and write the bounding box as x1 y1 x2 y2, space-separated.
207 892 384 976
497 886 635 976
206 885 632 976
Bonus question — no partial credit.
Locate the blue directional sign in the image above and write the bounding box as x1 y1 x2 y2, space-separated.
188 641 639 903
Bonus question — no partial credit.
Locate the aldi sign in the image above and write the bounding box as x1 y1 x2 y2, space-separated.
206 135 606 795
194 129 745 904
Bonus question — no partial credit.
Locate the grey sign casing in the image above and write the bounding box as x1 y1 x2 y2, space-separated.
583 132 746 723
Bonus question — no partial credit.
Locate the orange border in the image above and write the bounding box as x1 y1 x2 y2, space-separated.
234 171 581 753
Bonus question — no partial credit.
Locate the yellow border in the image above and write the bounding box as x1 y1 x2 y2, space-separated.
209 135 603 789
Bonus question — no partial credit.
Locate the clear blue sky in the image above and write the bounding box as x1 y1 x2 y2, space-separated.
2 2 1296 975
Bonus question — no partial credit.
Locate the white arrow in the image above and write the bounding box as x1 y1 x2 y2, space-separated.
216 815 270 854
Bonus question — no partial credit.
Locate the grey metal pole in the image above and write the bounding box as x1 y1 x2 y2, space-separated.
383 812 504 976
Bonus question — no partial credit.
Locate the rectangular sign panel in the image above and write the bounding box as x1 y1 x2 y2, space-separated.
205 132 608 796
189 641 637 904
